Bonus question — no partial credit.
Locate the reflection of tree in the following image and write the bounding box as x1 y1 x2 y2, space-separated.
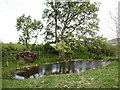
17 66 39 79
70 61 75 73
51 64 60 74
85 61 92 70
95 61 101 68
39 65 46 75
90 61 95 69
15 61 110 79
47 64 53 75
65 62 69 73
77 61 83 72
63 63 66 74
59 63 63 74
59 62 69 74
55 64 60 74
74 61 80 72
82 61 86 72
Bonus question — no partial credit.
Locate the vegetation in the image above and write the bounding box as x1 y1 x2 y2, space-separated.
2 0 119 89
2 42 118 67
16 14 43 51
2 43 118 88
2 62 118 88
42 1 101 58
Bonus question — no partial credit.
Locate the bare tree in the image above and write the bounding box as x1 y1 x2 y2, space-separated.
118 1 120 60
109 1 120 58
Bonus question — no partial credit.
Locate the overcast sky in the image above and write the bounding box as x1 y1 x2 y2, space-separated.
0 0 119 43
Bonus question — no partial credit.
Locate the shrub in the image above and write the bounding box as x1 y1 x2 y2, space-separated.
43 42 58 54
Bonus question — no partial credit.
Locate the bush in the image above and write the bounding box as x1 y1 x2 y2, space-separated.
2 55 16 66
2 43 16 57
43 42 58 54
31 44 42 53
2 43 26 57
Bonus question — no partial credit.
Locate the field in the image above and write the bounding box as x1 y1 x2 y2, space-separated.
1 43 119 88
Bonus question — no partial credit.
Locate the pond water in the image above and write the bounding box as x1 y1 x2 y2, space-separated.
10 60 111 79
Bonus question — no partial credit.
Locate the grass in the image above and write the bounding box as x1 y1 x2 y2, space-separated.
0 63 2 89
101 56 119 61
2 62 118 88
70 52 92 59
2 43 119 88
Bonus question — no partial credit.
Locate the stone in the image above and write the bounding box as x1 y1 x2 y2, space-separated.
15 51 38 63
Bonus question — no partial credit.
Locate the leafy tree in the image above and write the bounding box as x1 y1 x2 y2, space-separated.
54 40 72 58
86 36 106 56
43 1 100 58
85 36 117 56
16 14 43 51
100 41 117 56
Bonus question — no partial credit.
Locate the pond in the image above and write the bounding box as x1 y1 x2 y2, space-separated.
10 60 111 79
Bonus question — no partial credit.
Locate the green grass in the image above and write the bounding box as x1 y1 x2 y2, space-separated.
2 43 119 88
2 43 26 49
2 62 118 88
71 52 92 59
2 53 62 80
92 56 119 61
101 56 119 61
0 63 2 89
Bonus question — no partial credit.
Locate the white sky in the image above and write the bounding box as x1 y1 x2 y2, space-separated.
0 0 120 43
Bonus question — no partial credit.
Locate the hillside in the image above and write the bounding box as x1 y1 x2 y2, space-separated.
107 38 119 46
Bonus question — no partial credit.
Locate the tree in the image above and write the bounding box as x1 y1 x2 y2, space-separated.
86 36 106 56
109 1 120 58
16 14 43 51
54 40 72 58
43 1 100 58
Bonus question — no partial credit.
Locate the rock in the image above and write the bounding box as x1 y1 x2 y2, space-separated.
15 51 38 63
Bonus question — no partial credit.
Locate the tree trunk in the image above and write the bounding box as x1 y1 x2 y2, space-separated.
25 42 30 51
31 33 38 51
59 51 65 59
54 2 59 43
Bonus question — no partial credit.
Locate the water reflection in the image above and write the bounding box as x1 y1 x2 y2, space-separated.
12 60 111 79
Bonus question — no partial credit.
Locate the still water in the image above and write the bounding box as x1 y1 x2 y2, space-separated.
10 60 111 79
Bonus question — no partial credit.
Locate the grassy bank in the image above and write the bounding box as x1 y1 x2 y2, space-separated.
2 62 118 88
